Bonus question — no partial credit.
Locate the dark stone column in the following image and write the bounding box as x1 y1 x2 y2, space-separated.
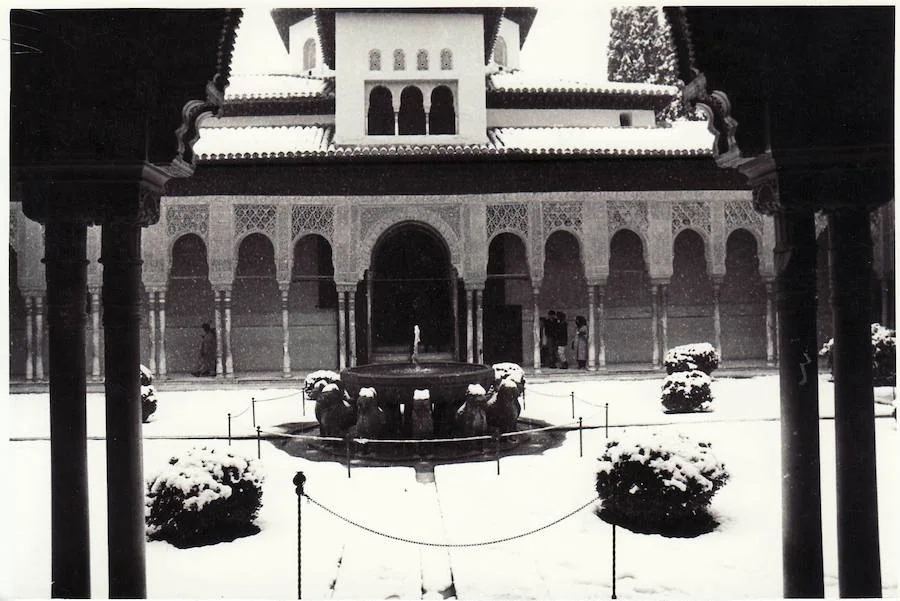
773 208 825 598
44 219 91 599
100 219 147 598
827 209 882 598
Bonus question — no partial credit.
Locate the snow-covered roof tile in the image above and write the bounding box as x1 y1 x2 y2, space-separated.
194 120 714 161
225 74 333 100
487 71 678 97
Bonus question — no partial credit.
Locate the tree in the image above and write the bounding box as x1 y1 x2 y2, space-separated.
608 6 701 122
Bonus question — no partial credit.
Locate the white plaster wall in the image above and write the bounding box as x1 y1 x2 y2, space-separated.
487 108 657 128
493 17 521 70
333 11 487 145
288 17 327 76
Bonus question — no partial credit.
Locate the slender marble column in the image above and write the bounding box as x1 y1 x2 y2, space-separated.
475 288 484 364
214 291 223 378
337 291 347 369
347 289 357 367
452 277 460 361
146 291 156 376
157 290 167 379
223 290 234 378
281 287 291 377
587 285 597 371
712 279 723 363
765 280 776 366
35 295 45 380
100 220 146 598
660 284 669 360
828 209 881 598
650 285 660 367
25 297 34 381
597 286 607 367
532 287 541 373
466 288 474 363
366 274 374 362
45 220 91 598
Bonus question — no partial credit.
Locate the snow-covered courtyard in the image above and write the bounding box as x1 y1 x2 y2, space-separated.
4 374 898 599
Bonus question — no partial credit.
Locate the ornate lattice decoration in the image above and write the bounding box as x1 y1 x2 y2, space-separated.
542 202 583 233
234 204 276 238
487 203 528 238
369 49 381 71
671 201 711 234
433 205 461 238
724 200 763 236
607 200 649 235
440 49 453 70
416 49 429 70
393 49 405 71
292 205 334 240
9 209 17 251
166 204 209 239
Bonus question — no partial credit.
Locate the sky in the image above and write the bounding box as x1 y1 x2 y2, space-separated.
230 3 614 83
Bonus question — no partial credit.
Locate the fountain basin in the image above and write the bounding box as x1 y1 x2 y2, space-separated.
341 362 495 437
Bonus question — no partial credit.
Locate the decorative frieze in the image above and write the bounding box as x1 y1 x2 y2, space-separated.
234 204 276 238
724 199 763 236
671 201 711 234
359 204 460 241
486 203 528 238
542 201 583 233
292 204 334 241
165 204 209 239
607 200 648 235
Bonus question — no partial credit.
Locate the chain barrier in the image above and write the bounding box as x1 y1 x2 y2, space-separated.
526 388 573 399
303 492 601 548
231 405 252 418
254 390 303 403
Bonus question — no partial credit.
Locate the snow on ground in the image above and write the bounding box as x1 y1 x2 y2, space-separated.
5 375 898 599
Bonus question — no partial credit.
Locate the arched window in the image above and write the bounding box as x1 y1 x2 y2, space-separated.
393 49 406 71
493 36 507 67
369 49 381 71
429 86 456 135
367 86 394 135
398 86 426 135
440 48 453 70
619 112 633 127
303 38 316 71
416 49 429 70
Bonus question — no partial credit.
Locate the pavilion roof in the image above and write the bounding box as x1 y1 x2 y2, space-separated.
193 120 715 161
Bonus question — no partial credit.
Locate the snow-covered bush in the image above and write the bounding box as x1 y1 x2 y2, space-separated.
145 446 264 547
661 370 713 413
664 343 720 375
595 432 729 532
140 365 157 423
819 323 896 386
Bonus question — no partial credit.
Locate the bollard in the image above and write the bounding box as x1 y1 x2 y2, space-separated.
293 471 306 600
604 402 609 439
252 397 257 429
345 437 352 478
494 432 502 476
257 426 262 459
611 523 617 599
571 391 575 419
578 417 583 457
227 413 232 446
302 392 306 416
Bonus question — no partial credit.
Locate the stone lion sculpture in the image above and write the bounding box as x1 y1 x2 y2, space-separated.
455 384 488 438
355 387 386 439
317 382 355 437
486 377 521 434
410 389 434 439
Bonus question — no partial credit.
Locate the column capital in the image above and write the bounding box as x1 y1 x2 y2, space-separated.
335 282 358 294
585 278 607 288
650 277 671 287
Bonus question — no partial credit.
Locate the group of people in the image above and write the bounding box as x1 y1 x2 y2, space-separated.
541 311 589 369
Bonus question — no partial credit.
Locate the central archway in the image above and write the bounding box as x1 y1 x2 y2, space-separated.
370 222 454 357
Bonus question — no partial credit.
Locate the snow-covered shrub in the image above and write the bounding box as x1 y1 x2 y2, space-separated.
661 370 713 413
819 323 896 386
664 343 720 375
595 432 729 532
140 365 157 423
145 446 264 547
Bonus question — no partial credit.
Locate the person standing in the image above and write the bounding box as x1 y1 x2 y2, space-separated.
574 315 589 369
556 311 569 369
192 322 217 377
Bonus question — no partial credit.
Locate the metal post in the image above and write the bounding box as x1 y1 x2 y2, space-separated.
611 523 617 599
346 437 352 478
256 426 262 459
293 471 306 600
578 417 583 457
570 391 575 419
302 393 306 416
252 397 257 429
495 433 501 475
227 413 232 446
605 403 609 439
